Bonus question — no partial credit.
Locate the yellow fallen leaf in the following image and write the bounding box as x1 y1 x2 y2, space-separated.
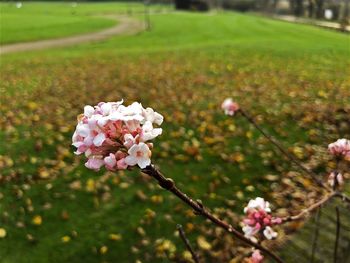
150 195 163 204
246 131 253 139
32 215 42 225
0 228 6 238
197 236 211 250
183 250 192 260
39 168 50 179
100 246 108 254
86 179 95 192
27 101 38 110
61 236 71 243
109 233 122 241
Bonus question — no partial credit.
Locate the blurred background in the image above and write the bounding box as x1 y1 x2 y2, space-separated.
0 0 349 262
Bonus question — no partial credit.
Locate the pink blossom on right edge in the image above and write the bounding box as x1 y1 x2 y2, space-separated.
221 98 240 116
328 138 350 159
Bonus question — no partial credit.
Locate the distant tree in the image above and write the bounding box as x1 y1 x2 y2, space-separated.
175 0 191 9
174 0 209 11
262 0 271 11
343 0 350 24
289 0 304 16
288 0 296 14
307 0 315 17
294 0 304 16
315 0 324 18
272 0 280 12
222 0 256 12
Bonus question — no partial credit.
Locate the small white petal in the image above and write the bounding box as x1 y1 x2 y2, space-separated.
77 124 90 137
101 103 112 116
125 155 138 166
84 105 94 117
137 157 151 169
93 133 106 147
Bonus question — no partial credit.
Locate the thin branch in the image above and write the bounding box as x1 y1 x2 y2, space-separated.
311 208 321 263
177 224 200 263
281 193 335 223
142 164 285 263
238 109 326 189
334 206 341 263
334 192 350 206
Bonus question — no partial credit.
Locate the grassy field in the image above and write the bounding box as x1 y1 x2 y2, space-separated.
0 2 171 44
0 3 349 262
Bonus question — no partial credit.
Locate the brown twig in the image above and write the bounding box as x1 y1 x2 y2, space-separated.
334 206 340 263
310 208 321 263
238 109 326 188
281 192 335 223
142 164 284 263
333 192 350 207
177 224 200 263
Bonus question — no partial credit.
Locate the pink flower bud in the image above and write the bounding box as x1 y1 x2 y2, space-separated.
328 139 350 158
249 250 264 263
328 172 344 188
263 218 270 225
337 173 344 186
85 158 104 171
272 217 282 224
221 98 240 116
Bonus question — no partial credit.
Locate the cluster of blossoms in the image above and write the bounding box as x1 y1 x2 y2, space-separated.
221 98 240 116
72 100 163 171
328 138 350 159
327 138 349 188
242 197 281 243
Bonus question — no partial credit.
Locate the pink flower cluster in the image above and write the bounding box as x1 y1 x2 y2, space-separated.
221 98 240 116
328 138 350 158
72 100 163 171
248 250 264 263
242 197 281 242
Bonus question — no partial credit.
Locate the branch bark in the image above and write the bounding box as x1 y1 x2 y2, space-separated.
238 109 327 189
142 164 284 263
281 193 335 223
311 208 321 263
177 224 200 263
334 206 340 263
334 192 350 206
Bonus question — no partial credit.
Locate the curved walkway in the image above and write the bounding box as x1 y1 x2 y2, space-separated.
273 15 350 33
0 15 144 55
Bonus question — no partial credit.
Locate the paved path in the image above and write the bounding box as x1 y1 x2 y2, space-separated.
0 15 144 55
273 15 350 32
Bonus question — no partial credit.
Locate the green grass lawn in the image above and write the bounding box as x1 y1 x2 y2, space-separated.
0 2 172 44
0 3 349 263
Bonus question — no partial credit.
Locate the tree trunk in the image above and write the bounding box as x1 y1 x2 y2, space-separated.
307 0 315 18
295 0 304 16
289 0 296 14
315 0 324 19
262 0 271 12
344 0 350 23
341 0 350 30
272 0 279 13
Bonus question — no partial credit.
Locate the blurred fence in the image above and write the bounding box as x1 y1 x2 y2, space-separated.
276 198 350 263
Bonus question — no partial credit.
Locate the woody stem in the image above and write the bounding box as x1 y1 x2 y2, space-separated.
238 108 326 189
142 164 285 263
